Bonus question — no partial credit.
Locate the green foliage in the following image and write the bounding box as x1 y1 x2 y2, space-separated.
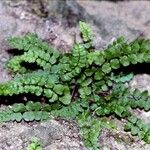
7 33 60 73
0 101 50 122
124 116 150 143
26 138 42 150
51 100 88 118
0 22 150 149
60 43 88 81
77 112 101 150
79 21 93 49
0 70 71 104
77 112 116 150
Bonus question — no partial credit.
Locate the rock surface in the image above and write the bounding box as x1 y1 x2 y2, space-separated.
78 0 150 41
0 120 85 150
0 0 150 150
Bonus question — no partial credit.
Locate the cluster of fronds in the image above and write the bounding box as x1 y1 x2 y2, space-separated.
0 21 150 149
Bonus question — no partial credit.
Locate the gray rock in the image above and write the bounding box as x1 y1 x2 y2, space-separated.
21 120 64 147
47 0 90 27
78 0 150 42
0 120 85 150
100 128 150 150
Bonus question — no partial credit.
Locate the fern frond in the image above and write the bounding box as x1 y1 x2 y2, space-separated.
124 115 150 143
0 70 71 105
79 21 93 50
61 43 88 81
51 99 88 118
7 33 60 73
77 112 101 150
0 101 50 122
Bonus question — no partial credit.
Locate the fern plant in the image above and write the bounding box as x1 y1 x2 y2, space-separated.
0 21 149 149
26 138 42 150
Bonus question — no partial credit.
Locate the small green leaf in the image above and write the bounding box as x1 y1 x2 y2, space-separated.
50 93 58 102
128 54 138 64
13 103 26 113
143 132 150 143
79 21 92 42
15 113 22 122
41 111 49 120
114 105 124 117
124 122 132 131
128 116 138 124
34 111 42 121
53 84 64 95
136 119 144 129
33 102 41 111
23 111 35 121
142 124 150 133
44 89 53 98
94 54 105 65
117 36 125 43
110 59 120 69
26 101 34 111
101 84 108 91
131 42 140 52
144 101 150 111
82 78 92 86
102 63 111 74
120 56 130 67
94 70 104 80
49 55 57 64
138 131 145 140
131 126 139 136
59 94 71 105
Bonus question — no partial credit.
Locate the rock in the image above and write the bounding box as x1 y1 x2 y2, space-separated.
21 120 64 147
130 74 150 92
78 0 150 42
0 122 29 150
47 0 90 27
0 120 85 150
100 128 150 150
100 129 130 150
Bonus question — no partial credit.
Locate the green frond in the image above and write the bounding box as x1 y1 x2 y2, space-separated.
61 43 88 81
124 116 150 143
7 33 60 73
79 21 93 50
0 101 51 122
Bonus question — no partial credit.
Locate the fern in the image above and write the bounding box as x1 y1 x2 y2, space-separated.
60 43 88 81
51 99 88 118
26 138 42 150
0 101 50 122
0 70 71 104
79 21 93 49
124 116 150 143
0 22 149 149
77 112 101 150
7 33 60 73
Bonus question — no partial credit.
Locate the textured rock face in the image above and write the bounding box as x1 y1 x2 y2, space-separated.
78 0 150 43
0 120 85 150
47 0 90 27
0 0 150 150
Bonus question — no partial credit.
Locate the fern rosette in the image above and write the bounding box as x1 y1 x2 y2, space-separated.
0 21 149 149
